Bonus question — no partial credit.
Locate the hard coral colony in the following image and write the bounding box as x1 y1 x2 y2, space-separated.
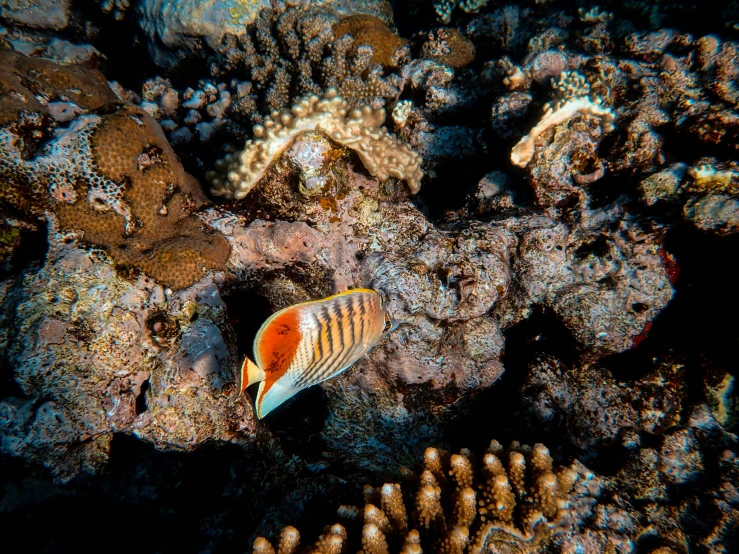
0 1 738 554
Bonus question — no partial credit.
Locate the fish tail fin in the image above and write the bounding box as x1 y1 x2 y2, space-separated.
240 357 265 393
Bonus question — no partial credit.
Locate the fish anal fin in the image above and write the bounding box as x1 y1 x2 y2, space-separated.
255 380 300 419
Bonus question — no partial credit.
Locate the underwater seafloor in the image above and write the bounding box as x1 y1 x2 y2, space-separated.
1 0 738 552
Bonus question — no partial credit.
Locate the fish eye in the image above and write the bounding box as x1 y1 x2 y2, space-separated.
383 313 399 334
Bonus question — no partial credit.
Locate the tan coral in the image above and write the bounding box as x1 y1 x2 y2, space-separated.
381 483 408 530
416 482 444 530
208 88 422 199
453 487 477 528
438 526 469 554
314 524 346 554
449 453 473 489
366 503 392 533
511 71 616 168
277 526 300 554
423 446 447 486
400 529 422 554
253 537 276 554
333 14 410 68
687 159 739 196
264 439 583 554
363 523 389 554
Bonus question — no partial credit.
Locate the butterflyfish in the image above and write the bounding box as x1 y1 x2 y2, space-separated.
241 288 397 419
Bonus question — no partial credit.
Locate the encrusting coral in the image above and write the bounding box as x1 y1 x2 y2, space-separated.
252 439 587 554
207 88 423 199
0 50 230 290
511 70 616 169
420 28 476 69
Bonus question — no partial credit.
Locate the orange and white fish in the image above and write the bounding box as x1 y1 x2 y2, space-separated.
241 288 398 419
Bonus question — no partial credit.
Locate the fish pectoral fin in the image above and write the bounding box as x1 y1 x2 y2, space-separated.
240 357 266 393
255 380 301 419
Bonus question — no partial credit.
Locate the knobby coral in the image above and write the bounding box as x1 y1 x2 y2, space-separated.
433 0 489 25
207 88 423 199
511 71 616 168
252 439 589 554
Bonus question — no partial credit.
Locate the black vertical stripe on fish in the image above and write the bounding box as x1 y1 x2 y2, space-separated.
334 297 361 374
314 302 348 383
358 300 366 347
346 295 357 346
324 299 364 381
312 310 325 363
298 305 338 387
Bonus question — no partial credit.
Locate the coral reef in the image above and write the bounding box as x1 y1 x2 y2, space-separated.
207 88 423 199
136 0 273 67
433 0 489 25
510 71 616 172
523 356 686 451
1 1 739 552
420 28 476 69
0 238 254 481
208 6 406 117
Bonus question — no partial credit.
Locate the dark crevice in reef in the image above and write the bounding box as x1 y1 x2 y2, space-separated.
446 307 581 457
0 221 48 400
71 0 160 88
600 223 739 418
0 433 320 553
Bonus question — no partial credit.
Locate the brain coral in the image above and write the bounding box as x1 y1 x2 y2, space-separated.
208 88 423 199
51 105 231 290
0 48 118 218
0 51 230 290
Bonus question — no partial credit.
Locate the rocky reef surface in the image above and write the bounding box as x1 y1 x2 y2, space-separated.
0 1 737 553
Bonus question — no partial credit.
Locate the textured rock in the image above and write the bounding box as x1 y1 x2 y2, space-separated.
0 233 254 482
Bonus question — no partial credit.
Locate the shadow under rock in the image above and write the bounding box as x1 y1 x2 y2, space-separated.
444 307 581 457
0 433 289 554
600 222 739 424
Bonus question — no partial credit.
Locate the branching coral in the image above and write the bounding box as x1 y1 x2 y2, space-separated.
433 0 489 25
511 71 616 168
210 7 406 115
207 88 423 199
252 439 587 554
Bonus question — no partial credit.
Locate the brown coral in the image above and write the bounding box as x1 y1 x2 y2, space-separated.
0 50 116 126
52 105 230 289
211 7 406 115
0 50 118 219
333 14 410 68
420 28 475 69
0 52 230 290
